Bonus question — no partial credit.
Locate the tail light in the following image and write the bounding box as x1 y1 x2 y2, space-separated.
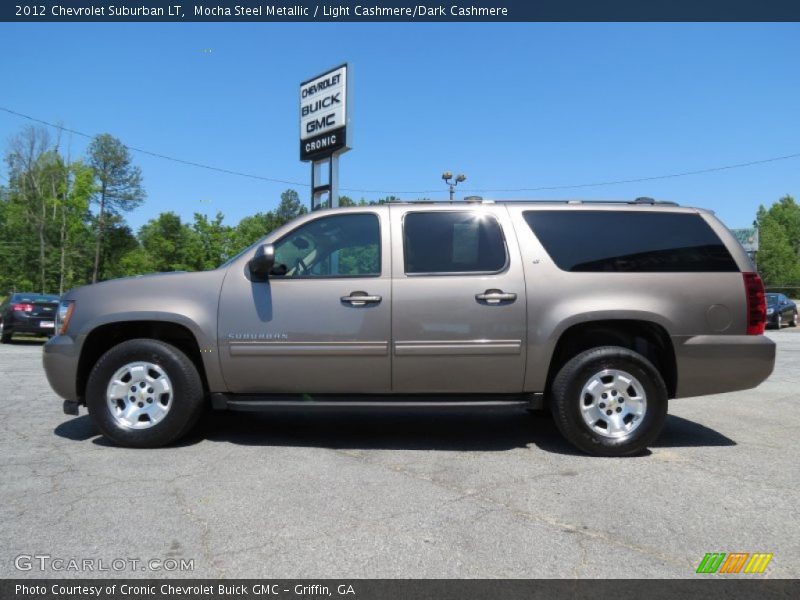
12 303 34 312
743 272 766 335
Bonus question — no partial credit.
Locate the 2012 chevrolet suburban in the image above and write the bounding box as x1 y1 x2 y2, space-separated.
43 199 776 456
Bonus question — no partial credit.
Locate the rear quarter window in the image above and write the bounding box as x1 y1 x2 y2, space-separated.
523 210 738 273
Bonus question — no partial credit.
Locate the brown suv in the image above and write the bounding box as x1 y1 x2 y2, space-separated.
43 199 775 456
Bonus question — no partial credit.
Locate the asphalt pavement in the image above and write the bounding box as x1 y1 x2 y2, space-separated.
1 330 798 578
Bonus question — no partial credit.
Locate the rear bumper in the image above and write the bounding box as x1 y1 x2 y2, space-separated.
42 335 80 403
673 334 776 398
7 320 56 335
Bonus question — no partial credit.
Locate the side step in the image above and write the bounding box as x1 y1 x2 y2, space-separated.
211 393 543 411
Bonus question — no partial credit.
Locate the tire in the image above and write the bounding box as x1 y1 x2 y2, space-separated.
776 314 782 329
86 339 205 448
0 321 12 344
791 311 798 328
550 346 668 457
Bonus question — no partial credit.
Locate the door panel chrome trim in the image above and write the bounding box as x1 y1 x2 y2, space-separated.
393 340 522 356
229 341 389 357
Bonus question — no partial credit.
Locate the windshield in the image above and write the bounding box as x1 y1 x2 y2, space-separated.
766 294 779 306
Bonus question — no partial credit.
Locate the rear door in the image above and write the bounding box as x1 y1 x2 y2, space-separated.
390 204 527 393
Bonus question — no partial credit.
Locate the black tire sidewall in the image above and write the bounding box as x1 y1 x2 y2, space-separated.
86 339 204 448
551 347 668 456
0 320 12 343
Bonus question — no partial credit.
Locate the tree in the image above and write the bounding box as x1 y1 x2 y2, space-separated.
276 189 307 223
230 212 282 251
55 161 95 294
137 212 194 273
756 195 800 289
189 212 233 270
88 134 145 283
5 126 61 293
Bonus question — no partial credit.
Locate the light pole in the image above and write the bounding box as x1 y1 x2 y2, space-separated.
442 171 466 201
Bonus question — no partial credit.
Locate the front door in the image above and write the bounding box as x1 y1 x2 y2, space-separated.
218 209 391 394
390 204 527 393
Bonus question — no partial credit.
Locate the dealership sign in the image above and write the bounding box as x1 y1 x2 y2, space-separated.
300 64 350 161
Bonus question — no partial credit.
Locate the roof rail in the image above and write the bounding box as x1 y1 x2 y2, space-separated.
631 197 679 206
384 198 680 206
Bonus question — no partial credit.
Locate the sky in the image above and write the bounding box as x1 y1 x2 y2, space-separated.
1 22 799 230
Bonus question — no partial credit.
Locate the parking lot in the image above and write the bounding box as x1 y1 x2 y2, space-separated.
1 330 798 578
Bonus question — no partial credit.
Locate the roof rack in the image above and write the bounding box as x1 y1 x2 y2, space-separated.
631 197 679 206
386 198 680 206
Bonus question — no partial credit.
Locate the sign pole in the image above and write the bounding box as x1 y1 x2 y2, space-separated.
299 63 350 211
330 153 339 207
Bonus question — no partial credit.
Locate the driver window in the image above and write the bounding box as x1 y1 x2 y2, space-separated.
271 213 381 278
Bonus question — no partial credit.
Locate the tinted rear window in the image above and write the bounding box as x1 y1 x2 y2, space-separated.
13 294 59 303
403 211 507 274
523 211 738 273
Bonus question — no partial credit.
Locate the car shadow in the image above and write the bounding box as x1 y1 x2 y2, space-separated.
653 415 737 448
187 409 736 455
54 414 98 441
5 338 47 346
55 410 736 455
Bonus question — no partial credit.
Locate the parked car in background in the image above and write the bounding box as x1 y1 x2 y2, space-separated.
765 293 798 328
0 293 60 343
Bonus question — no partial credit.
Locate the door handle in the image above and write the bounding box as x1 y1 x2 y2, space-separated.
341 292 382 306
476 289 517 304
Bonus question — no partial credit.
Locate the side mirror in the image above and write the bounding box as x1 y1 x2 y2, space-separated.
248 244 275 281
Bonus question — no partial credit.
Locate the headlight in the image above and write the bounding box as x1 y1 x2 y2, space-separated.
766 308 774 315
56 301 75 335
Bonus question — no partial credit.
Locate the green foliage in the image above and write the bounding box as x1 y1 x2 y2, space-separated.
338 244 379 275
88 133 145 283
1 127 320 294
756 195 800 288
87 134 145 216
276 189 307 221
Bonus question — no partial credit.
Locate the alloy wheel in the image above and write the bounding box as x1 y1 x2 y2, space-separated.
106 361 173 429
579 368 648 438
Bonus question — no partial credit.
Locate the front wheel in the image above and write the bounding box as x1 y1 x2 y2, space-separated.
791 311 798 327
550 346 668 457
86 339 205 448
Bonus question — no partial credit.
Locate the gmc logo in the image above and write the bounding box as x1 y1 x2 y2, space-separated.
306 114 336 134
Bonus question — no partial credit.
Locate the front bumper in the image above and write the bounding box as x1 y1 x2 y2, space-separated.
673 334 776 398
42 335 80 403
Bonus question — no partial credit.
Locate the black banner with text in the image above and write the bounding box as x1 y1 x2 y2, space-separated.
3 1 800 22
4 579 800 600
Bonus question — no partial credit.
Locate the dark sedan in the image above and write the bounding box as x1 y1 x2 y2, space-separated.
766 293 798 329
0 293 60 343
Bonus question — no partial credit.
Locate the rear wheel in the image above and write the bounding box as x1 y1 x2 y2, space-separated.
0 321 12 344
86 339 205 448
550 346 668 457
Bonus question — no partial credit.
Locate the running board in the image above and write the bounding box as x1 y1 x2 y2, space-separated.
211 393 543 411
